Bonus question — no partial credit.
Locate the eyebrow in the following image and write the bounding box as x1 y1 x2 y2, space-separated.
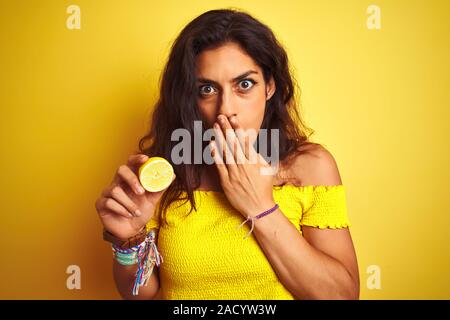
196 70 258 86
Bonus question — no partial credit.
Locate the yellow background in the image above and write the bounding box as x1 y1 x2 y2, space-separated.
1 0 449 299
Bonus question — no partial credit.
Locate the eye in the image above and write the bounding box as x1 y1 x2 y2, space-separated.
238 79 256 91
198 85 216 97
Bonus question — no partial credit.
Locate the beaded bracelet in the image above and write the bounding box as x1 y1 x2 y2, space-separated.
236 203 279 239
112 229 163 296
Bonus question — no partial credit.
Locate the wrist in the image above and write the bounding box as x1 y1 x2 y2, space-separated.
251 208 283 240
110 229 163 296
109 224 146 239
244 199 276 218
237 202 279 240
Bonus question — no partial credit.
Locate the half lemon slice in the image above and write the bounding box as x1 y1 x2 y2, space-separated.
138 157 174 192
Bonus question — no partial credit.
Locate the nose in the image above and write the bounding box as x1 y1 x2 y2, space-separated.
217 87 237 119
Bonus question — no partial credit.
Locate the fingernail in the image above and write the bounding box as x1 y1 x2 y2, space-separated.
135 210 142 217
136 184 145 194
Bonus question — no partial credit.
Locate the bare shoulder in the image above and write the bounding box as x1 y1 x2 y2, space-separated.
281 142 343 186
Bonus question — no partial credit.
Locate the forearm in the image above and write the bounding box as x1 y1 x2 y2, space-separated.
252 209 358 300
112 258 160 300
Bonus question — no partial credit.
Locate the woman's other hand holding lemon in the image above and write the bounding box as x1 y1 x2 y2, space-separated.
95 154 175 239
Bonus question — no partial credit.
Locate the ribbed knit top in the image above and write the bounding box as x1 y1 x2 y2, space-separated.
145 184 351 300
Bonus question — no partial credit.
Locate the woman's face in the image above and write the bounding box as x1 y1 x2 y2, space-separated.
195 42 275 142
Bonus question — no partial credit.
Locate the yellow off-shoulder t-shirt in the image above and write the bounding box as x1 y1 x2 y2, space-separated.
145 184 351 300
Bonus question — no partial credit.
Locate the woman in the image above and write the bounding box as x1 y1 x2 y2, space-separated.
95 8 359 300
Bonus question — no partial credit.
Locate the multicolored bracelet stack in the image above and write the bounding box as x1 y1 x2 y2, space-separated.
112 229 163 296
